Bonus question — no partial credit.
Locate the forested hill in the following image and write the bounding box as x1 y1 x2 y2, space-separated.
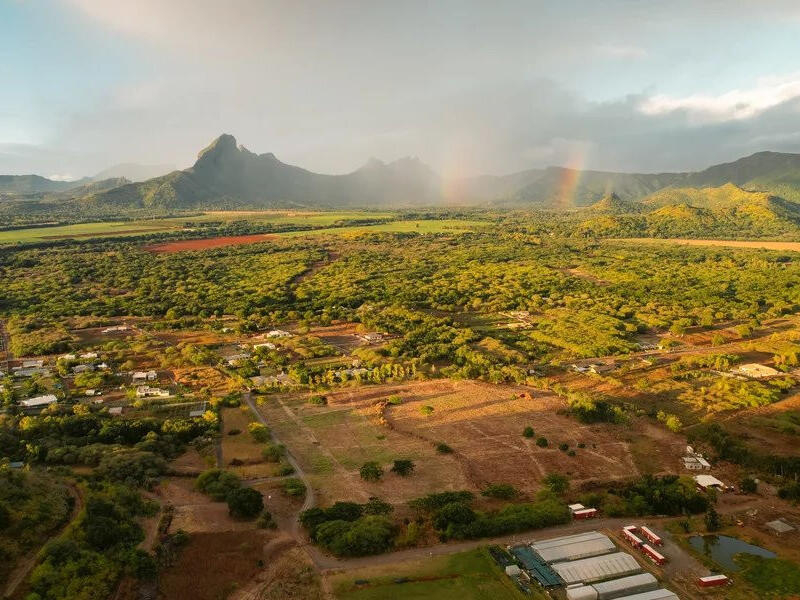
7 136 800 212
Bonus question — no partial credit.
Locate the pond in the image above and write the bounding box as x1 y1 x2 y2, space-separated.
688 535 776 571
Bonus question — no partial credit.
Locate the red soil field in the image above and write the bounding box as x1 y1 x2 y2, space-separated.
146 234 276 253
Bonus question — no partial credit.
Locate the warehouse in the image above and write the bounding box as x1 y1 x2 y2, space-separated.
531 531 616 563
552 552 642 585
615 589 678 600
593 573 658 599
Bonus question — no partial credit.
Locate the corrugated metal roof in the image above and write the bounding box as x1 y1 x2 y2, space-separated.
532 531 616 563
593 573 657 599
552 552 642 584
510 545 562 587
614 590 678 600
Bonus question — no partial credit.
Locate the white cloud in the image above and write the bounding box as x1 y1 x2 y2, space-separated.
47 173 78 181
639 72 800 122
595 44 648 60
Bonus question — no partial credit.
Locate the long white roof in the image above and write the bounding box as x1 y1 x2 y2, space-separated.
552 552 642 584
615 590 678 600
532 531 616 563
593 573 657 596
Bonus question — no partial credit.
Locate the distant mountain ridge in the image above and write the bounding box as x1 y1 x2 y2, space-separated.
7 135 800 211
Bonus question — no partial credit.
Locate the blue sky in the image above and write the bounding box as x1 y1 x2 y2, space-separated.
3 0 800 178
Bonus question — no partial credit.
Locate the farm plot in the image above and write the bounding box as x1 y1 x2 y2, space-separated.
157 477 254 534
254 382 474 505
384 380 641 493
221 406 283 479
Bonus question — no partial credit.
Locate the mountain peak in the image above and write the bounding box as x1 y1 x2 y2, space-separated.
196 134 239 161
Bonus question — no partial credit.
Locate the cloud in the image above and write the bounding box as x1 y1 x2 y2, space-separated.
639 72 800 122
595 44 648 60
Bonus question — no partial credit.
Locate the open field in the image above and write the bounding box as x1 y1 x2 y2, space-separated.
147 233 277 252
0 220 179 244
612 237 800 251
329 547 531 600
255 380 680 506
157 530 271 600
221 406 283 479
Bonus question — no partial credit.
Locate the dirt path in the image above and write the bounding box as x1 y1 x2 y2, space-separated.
3 483 84 599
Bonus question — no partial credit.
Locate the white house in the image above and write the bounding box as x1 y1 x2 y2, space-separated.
253 342 276 350
135 386 170 398
20 394 57 408
266 329 293 338
132 370 157 382
22 359 45 369
732 363 780 379
72 364 94 374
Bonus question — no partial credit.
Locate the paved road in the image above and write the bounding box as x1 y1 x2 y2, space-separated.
243 390 316 538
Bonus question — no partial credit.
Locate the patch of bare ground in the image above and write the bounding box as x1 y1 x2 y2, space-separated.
229 545 324 600
157 530 271 600
611 237 800 252
175 366 237 396
155 478 253 534
146 234 277 253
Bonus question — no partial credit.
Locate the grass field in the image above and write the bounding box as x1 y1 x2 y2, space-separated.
611 237 800 252
0 213 479 245
330 548 532 600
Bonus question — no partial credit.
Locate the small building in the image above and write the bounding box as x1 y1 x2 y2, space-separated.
504 565 521 577
108 406 123 416
732 363 780 379
682 455 711 470
253 342 276 350
641 544 667 566
22 359 45 369
188 409 205 418
102 325 129 333
573 508 598 520
72 364 94 374
697 574 730 588
135 386 170 398
765 519 795 535
552 552 642 585
60 353 77 361
622 527 644 548
694 474 725 492
251 372 294 387
12 367 51 378
266 329 293 338
80 352 98 359
226 353 251 366
20 394 58 408
568 503 585 513
531 531 616 564
9 461 25 469
639 526 662 546
359 332 384 343
566 586 598 600
132 370 157 382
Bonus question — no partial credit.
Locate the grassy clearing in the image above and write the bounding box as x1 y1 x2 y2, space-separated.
330 548 533 600
278 219 487 237
0 220 177 244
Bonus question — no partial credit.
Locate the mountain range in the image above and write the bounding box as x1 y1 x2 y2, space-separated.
6 134 800 214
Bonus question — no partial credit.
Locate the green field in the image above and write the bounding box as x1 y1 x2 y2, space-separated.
330 548 533 600
0 212 470 244
279 219 487 237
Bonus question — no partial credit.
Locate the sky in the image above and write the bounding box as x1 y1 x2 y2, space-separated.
3 0 800 180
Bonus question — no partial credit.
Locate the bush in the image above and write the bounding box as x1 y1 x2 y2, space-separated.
95 450 166 488
419 405 434 415
435 442 453 454
257 510 277 529
277 463 295 476
360 461 383 481
409 491 475 512
390 459 414 476
387 395 402 405
522 426 534 438
740 477 758 494
543 473 569 495
283 478 306 497
315 515 395 557
227 487 264 519
261 443 284 462
535 436 548 448
558 442 569 452
247 422 271 443
308 395 327 405
481 483 519 500
195 469 241 501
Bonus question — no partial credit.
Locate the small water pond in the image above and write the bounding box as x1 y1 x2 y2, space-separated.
688 535 776 571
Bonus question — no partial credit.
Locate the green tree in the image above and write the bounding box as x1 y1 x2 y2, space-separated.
543 473 569 495
360 461 383 481
390 459 414 476
227 487 264 519
522 426 534 438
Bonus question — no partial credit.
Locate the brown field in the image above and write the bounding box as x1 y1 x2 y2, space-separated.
175 366 236 396
256 380 680 506
613 237 800 251
157 530 271 600
146 234 276 253
156 478 254 533
221 406 281 479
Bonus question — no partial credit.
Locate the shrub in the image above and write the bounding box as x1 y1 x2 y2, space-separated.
522 426 534 438
740 477 757 494
535 436 548 448
435 442 452 454
360 461 383 481
283 478 306 497
558 442 569 452
567 449 576 457
308 395 327 406
543 473 569 495
364 497 393 515
481 483 519 500
227 487 264 519
390 459 414 476
419 405 434 415
277 463 295 476
261 443 284 462
227 429 241 436
247 422 271 443
387 395 402 405
315 515 395 557
409 491 475 512
577 442 586 448
195 469 241 501
257 510 277 529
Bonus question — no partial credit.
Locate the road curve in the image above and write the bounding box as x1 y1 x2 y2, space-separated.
242 390 316 538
